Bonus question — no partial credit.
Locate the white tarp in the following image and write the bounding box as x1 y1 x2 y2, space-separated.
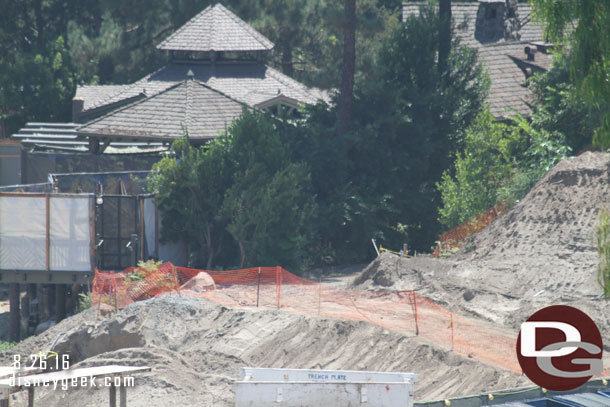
50 196 91 271
0 194 93 271
0 196 46 270
143 197 156 259
143 196 186 265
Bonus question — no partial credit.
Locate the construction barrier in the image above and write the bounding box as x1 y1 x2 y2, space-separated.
91 262 610 377
433 202 508 256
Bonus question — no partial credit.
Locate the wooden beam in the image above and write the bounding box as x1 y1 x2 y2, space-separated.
120 383 127 407
55 284 66 323
9 283 20 342
27 387 34 407
46 195 50 272
139 197 144 261
154 198 159 258
89 196 96 272
109 383 117 407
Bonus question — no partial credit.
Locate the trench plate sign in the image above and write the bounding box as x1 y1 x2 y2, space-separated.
516 305 603 391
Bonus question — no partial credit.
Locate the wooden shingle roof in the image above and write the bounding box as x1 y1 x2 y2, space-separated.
77 62 328 121
157 3 274 52
403 1 550 118
77 78 245 141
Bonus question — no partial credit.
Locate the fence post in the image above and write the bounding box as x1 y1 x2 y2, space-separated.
412 291 419 336
256 267 261 308
450 313 455 351
318 273 322 316
276 266 282 309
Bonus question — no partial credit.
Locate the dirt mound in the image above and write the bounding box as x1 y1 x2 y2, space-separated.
352 152 610 344
1 295 527 406
455 151 610 298
180 272 216 293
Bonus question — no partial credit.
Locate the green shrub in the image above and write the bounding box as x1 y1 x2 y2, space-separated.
0 341 17 351
78 293 92 311
596 207 610 298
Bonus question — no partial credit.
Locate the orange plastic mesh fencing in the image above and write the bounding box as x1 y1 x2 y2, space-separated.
433 202 508 257
91 262 527 374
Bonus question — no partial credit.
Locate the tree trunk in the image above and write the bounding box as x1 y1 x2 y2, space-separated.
438 0 452 73
34 0 44 49
337 0 356 136
280 34 295 77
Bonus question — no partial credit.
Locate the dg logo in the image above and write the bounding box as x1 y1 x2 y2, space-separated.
516 305 603 391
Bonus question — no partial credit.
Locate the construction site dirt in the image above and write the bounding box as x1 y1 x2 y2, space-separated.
2 151 610 406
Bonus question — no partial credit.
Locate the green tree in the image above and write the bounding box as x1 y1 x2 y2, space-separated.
149 111 315 271
0 0 81 135
148 133 233 269
437 111 520 228
530 0 610 148
349 5 488 250
437 110 571 229
530 55 607 153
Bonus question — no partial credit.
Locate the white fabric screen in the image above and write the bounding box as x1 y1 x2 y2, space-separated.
50 197 91 271
0 194 93 271
0 196 47 270
143 197 156 259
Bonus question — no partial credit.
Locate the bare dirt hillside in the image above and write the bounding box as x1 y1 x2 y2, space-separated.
1 295 527 406
353 152 610 347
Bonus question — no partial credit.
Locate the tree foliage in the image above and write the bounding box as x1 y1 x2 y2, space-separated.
437 109 571 229
0 0 77 135
348 5 488 250
530 0 610 148
148 111 315 271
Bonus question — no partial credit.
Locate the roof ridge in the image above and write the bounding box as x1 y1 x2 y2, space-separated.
157 3 273 52
157 4 213 50
86 66 165 111
77 81 186 132
215 4 274 50
193 79 249 108
264 66 318 101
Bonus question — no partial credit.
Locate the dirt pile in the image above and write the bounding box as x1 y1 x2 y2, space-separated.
1 295 527 406
352 152 610 343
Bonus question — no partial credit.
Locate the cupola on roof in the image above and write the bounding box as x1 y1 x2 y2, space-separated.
157 3 274 52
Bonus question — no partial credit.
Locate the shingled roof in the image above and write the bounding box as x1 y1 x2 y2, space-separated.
403 1 550 118
403 1 543 48
77 62 328 122
71 3 328 145
77 78 245 141
157 3 274 52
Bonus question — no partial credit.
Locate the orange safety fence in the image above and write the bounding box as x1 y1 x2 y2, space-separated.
91 262 610 378
433 202 508 257
91 262 525 374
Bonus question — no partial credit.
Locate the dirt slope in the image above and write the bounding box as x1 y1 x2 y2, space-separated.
1 295 526 406
352 152 610 345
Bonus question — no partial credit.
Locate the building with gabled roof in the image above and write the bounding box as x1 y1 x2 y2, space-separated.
66 3 327 152
78 73 246 144
403 0 552 119
156 3 274 52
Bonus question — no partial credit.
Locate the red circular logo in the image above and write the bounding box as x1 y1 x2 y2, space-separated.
516 305 603 391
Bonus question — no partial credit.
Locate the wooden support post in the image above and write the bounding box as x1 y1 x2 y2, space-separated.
256 267 261 308
412 291 419 336
28 387 34 407
9 283 20 343
275 266 281 309
0 396 8 407
119 381 127 407
41 284 53 322
109 383 117 407
139 198 145 261
450 312 455 351
55 284 66 323
20 290 29 340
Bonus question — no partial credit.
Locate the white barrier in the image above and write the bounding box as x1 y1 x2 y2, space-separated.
235 368 417 407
